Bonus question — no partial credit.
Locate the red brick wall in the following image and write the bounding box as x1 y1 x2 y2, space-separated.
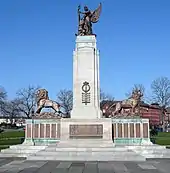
141 108 161 125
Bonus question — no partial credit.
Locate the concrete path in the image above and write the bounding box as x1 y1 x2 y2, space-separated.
0 157 170 173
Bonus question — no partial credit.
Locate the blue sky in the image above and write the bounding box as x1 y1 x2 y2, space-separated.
0 0 170 101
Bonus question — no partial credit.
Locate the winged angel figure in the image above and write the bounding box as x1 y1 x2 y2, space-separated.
77 3 102 36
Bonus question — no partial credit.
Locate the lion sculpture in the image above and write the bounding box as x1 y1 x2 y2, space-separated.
111 89 143 116
35 89 61 115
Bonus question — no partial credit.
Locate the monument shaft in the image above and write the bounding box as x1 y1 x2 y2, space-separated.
71 36 101 119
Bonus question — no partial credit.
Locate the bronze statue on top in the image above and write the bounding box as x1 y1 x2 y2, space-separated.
76 3 102 36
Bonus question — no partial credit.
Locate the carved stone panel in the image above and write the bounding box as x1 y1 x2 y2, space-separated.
69 124 103 139
81 81 91 105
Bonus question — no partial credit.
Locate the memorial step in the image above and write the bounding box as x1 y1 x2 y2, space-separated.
33 151 138 156
1 149 41 154
0 144 47 158
0 153 28 158
27 144 146 161
126 145 170 158
57 140 115 148
126 145 166 150
27 151 145 161
45 147 129 152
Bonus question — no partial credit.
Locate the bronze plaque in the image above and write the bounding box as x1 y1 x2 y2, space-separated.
51 124 56 138
130 123 134 138
69 124 103 139
143 123 149 138
118 123 122 138
124 123 128 138
136 123 141 138
40 124 44 138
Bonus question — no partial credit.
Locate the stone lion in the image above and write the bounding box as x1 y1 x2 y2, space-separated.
112 89 143 116
35 89 61 114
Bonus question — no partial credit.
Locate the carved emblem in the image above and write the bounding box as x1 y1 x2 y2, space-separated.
82 81 91 105
82 81 90 92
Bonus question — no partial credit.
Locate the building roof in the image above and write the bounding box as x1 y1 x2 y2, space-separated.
100 100 162 110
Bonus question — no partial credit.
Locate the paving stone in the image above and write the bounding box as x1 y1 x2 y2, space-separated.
23 161 47 168
17 167 40 173
9 160 25 164
124 162 143 173
34 161 60 173
138 163 157 169
1 166 25 173
71 162 85 167
3 168 25 173
51 168 69 173
111 162 129 172
98 162 114 173
0 169 10 173
57 162 72 168
83 162 97 173
152 161 170 173
68 166 84 173
0 159 13 167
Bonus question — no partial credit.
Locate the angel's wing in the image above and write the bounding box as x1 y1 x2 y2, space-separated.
91 3 102 23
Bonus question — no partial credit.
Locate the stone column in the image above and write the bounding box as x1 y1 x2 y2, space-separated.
44 123 46 139
128 123 130 138
134 123 136 138
115 123 118 138
122 123 124 138
71 36 101 119
140 122 143 138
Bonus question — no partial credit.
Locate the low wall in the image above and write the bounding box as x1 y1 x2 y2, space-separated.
24 118 151 145
112 118 151 145
25 119 60 145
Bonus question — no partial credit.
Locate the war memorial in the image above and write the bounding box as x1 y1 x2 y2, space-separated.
1 3 170 161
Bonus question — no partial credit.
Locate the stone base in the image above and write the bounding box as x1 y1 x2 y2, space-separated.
60 118 113 141
24 118 60 145
112 118 151 145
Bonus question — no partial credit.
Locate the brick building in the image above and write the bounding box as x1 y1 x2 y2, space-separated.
100 101 167 126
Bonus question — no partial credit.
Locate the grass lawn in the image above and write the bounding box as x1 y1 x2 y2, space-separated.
0 138 23 145
0 145 10 150
0 130 25 139
0 130 25 150
151 132 170 146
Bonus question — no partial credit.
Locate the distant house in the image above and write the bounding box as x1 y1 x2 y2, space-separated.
0 116 27 126
165 107 170 125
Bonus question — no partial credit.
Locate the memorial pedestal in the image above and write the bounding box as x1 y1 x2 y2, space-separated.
59 118 114 147
112 118 152 145
71 35 101 119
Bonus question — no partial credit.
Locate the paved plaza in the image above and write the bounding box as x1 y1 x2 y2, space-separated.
0 158 170 173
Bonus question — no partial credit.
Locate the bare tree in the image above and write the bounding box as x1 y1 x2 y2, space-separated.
3 99 21 119
125 84 145 99
16 85 40 118
151 77 170 107
100 89 114 101
0 86 7 115
151 77 170 130
56 89 73 116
